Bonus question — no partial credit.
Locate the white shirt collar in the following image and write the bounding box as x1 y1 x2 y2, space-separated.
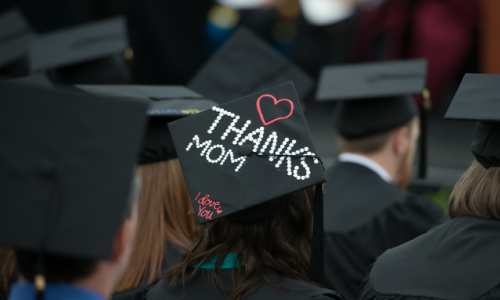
338 153 392 183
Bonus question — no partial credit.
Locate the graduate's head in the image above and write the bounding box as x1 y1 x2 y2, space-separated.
0 84 149 298
444 74 500 220
72 85 218 293
15 172 141 287
164 82 326 299
165 187 316 300
317 59 428 186
338 114 420 189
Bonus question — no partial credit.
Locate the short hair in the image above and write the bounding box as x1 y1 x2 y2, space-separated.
338 130 394 154
15 250 98 282
448 160 500 219
337 118 415 155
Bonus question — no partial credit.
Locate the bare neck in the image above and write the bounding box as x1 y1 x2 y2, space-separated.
72 262 119 300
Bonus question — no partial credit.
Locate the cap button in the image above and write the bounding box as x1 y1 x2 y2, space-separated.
37 158 57 178
239 145 253 156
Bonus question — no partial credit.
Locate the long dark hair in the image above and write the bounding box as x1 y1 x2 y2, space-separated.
164 187 316 300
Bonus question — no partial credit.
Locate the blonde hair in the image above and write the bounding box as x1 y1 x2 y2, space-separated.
449 160 500 220
115 158 197 291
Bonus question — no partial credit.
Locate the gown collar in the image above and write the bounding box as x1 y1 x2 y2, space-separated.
338 153 391 183
194 253 244 269
8 282 107 300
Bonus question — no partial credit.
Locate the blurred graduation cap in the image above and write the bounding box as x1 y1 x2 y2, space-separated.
445 73 500 169
0 82 148 295
316 59 430 178
29 16 130 84
75 84 218 164
0 8 34 78
169 81 325 282
188 27 314 104
6 73 53 89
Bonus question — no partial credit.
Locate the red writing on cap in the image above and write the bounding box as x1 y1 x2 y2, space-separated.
195 192 221 209
195 192 223 220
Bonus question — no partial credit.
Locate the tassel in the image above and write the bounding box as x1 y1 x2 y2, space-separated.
418 88 431 179
309 183 324 284
35 255 45 300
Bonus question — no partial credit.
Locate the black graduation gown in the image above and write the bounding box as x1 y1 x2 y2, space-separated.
359 216 500 300
112 241 184 300
322 162 444 300
146 268 345 300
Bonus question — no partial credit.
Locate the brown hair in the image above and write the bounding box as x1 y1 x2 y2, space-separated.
164 187 316 300
0 247 15 300
449 160 500 219
338 119 416 155
115 159 197 291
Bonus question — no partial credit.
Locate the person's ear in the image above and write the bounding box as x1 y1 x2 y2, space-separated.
392 126 410 156
110 219 133 263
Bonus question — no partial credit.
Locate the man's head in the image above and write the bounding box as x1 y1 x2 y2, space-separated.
15 171 141 295
0 83 149 298
338 116 420 189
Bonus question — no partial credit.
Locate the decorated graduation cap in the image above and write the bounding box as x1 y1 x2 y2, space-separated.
75 84 218 164
445 73 500 169
316 59 430 178
29 16 130 84
169 81 325 282
7 73 53 89
0 8 34 77
188 27 314 104
0 82 148 295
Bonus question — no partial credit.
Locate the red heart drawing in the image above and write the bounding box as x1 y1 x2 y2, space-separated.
217 209 223 214
256 94 294 126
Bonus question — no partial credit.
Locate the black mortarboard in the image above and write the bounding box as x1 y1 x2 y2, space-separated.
6 73 53 89
169 81 325 282
445 73 500 169
0 8 34 76
316 59 429 177
0 83 148 259
188 27 315 104
29 17 129 84
74 84 218 164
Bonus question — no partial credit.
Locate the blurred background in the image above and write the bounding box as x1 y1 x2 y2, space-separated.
2 0 499 214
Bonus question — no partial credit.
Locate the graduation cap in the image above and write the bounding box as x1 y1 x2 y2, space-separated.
0 83 148 294
316 59 430 178
188 27 315 104
29 16 130 84
445 73 500 169
6 73 53 89
75 84 218 164
169 81 325 282
0 8 34 76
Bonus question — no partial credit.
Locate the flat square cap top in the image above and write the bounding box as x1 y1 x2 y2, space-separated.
188 27 314 104
169 81 325 224
0 8 34 67
75 85 218 117
75 84 218 164
316 59 427 101
445 73 500 122
0 83 148 259
29 16 128 71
